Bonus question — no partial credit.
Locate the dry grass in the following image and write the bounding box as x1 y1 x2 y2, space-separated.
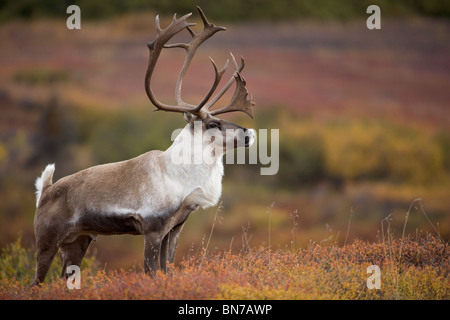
0 234 447 300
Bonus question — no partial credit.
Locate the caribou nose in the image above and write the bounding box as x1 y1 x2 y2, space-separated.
245 128 256 147
243 128 249 144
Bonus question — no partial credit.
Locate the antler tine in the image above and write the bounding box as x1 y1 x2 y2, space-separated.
145 11 197 113
204 52 245 110
231 52 243 70
203 52 254 118
172 6 226 112
194 58 229 111
209 73 255 118
155 15 162 34
197 5 212 28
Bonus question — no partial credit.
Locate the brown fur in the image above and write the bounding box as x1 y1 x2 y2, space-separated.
31 151 199 287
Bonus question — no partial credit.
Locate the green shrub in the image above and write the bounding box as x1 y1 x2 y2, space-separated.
13 69 70 86
83 107 184 164
0 234 98 285
279 134 325 186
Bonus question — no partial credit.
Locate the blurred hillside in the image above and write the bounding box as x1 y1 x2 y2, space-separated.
0 3 449 270
1 0 450 22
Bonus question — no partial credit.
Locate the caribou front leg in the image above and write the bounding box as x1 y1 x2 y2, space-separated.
143 233 162 275
160 222 187 272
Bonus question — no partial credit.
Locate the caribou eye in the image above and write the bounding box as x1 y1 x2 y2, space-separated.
207 122 220 130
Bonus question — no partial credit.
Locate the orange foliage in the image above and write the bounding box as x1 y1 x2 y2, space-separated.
1 236 447 300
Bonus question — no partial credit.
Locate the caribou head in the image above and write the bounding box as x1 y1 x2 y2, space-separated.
145 6 256 160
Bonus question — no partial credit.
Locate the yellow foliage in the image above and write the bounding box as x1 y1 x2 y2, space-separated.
260 111 447 184
308 119 444 183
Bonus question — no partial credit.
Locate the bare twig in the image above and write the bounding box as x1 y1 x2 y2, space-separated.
344 207 354 247
200 202 223 267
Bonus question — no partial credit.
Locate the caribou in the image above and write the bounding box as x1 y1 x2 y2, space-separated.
31 6 256 287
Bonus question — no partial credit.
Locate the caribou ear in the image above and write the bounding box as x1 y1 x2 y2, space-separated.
183 112 196 123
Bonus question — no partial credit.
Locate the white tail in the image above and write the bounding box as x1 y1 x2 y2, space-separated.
35 163 55 208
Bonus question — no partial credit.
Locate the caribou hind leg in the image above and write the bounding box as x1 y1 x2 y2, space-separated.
59 235 93 279
31 233 59 287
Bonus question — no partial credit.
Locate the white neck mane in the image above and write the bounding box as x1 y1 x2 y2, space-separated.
163 125 224 209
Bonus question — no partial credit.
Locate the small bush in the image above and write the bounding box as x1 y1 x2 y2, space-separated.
13 69 70 86
279 134 325 186
0 234 98 287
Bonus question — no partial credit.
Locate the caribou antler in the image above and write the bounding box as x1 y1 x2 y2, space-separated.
145 6 254 119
